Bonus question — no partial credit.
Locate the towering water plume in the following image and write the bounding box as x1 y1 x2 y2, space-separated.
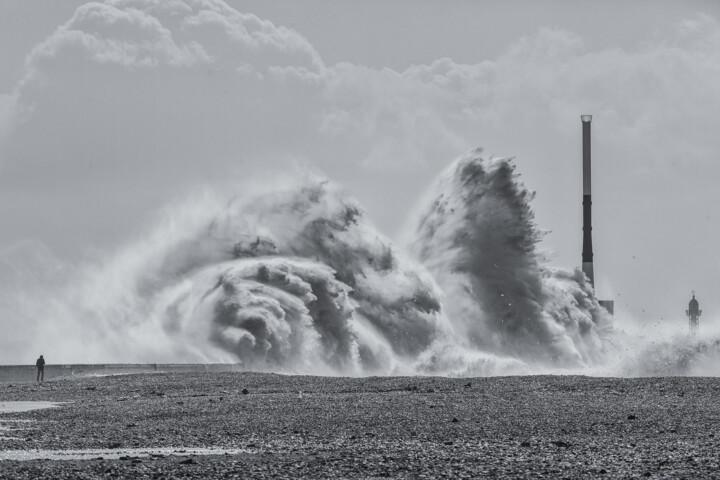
406 149 612 368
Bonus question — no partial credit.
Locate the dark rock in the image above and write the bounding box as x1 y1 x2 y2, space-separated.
552 440 570 448
464 382 471 388
85 386 96 391
179 458 196 465
452 417 459 423
242 388 249 394
520 441 531 447
627 415 637 420
106 442 122 449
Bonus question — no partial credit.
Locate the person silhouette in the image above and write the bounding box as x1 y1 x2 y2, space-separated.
36 355 45 382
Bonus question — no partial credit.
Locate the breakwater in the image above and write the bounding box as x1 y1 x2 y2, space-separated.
0 364 244 383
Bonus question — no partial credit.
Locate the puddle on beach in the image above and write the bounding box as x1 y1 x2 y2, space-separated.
0 402 63 414
0 446 250 461
0 401 253 461
0 402 65 443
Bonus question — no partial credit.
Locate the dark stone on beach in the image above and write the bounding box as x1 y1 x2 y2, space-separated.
552 440 570 448
106 442 122 449
520 441 531 447
627 414 637 420
179 458 196 465
242 388 249 394
464 382 471 388
85 386 96 391
452 417 459 423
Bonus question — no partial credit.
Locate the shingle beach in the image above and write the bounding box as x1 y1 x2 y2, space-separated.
1 373 719 479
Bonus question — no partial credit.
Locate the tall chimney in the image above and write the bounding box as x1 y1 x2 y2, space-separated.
581 115 594 286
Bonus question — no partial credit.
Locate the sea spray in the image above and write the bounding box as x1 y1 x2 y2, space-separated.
0 151 620 374
596 328 720 377
406 149 612 368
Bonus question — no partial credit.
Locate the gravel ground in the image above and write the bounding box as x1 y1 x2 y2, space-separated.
1 373 719 479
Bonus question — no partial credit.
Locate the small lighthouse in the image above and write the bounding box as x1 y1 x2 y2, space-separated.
686 292 701 335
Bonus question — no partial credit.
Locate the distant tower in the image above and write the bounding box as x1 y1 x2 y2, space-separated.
581 115 594 285
686 292 701 335
581 115 614 315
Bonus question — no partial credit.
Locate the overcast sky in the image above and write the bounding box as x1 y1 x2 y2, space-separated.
1 0 719 327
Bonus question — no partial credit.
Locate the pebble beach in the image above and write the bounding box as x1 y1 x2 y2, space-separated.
1 372 719 479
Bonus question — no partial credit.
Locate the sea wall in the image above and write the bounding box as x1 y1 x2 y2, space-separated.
0 364 244 383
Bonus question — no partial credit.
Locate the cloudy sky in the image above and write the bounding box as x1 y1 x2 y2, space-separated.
1 0 719 328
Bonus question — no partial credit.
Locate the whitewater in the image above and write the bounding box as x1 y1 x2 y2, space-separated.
1 149 717 376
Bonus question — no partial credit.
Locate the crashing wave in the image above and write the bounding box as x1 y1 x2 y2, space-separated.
148 180 448 374
0 150 618 375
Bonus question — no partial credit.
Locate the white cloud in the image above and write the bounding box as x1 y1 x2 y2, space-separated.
0 0 718 326
319 21 720 175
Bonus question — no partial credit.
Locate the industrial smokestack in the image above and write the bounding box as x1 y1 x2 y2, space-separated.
580 115 614 315
581 114 594 286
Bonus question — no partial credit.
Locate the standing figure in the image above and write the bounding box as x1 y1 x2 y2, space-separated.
36 355 45 382
686 293 701 336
